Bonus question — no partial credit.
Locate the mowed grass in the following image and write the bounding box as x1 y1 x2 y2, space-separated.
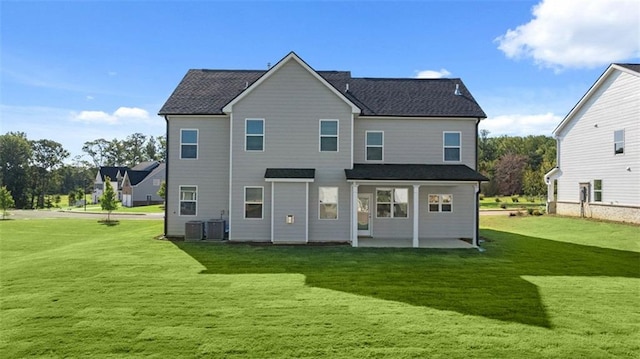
1 217 638 358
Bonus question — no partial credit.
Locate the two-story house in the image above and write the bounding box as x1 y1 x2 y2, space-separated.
159 52 487 247
545 63 639 224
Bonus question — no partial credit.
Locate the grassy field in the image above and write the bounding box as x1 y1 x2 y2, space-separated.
68 203 164 213
480 196 545 210
1 216 638 358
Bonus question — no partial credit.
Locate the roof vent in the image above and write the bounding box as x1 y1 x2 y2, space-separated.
454 84 462 96
345 83 349 92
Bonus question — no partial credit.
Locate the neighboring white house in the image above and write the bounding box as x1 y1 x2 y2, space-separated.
546 63 639 224
158 52 488 247
92 166 128 203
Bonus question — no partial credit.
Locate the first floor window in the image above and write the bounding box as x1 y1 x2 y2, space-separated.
245 187 263 219
429 194 452 212
614 130 624 155
180 129 198 159
246 119 264 151
444 132 461 162
179 186 197 215
366 131 383 161
376 188 408 218
320 120 338 152
319 187 338 219
594 180 602 202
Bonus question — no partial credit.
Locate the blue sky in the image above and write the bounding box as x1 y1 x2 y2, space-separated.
1 0 639 160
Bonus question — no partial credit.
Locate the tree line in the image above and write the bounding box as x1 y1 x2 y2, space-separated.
0 132 165 209
478 130 556 197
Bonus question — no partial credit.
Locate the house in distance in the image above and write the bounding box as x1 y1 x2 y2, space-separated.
158 52 488 247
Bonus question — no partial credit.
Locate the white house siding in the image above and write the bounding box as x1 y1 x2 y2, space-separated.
229 59 353 241
354 117 477 168
555 70 639 222
166 116 230 237
272 182 307 243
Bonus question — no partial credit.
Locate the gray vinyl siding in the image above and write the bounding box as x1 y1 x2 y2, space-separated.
556 70 640 207
354 117 477 167
272 182 307 243
308 175 351 242
419 184 475 239
229 59 353 241
166 116 230 237
131 168 165 205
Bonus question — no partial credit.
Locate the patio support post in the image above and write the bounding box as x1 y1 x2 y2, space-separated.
412 184 420 248
351 183 359 247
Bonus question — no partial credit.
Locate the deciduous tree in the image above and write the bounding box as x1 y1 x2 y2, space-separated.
0 185 15 219
100 176 118 222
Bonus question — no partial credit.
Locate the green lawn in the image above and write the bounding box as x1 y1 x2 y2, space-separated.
68 203 164 213
1 217 638 358
480 196 545 210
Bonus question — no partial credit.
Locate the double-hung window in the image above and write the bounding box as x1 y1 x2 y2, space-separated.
319 187 338 219
180 129 198 159
366 131 383 161
244 187 263 219
593 180 602 202
246 119 264 151
179 186 197 215
443 132 461 162
320 120 338 152
614 130 624 155
376 188 408 218
428 194 453 212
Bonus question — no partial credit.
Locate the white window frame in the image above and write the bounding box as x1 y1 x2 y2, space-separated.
376 188 409 218
319 119 339 152
179 185 197 216
245 118 265 152
244 186 264 219
365 131 384 162
443 131 461 162
593 180 603 202
318 187 339 220
180 129 198 159
428 194 453 213
614 129 624 155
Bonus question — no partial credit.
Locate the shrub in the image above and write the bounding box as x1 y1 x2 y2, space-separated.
533 209 543 216
526 197 536 202
495 198 501 203
479 194 485 200
527 208 534 215
511 196 519 203
500 203 507 209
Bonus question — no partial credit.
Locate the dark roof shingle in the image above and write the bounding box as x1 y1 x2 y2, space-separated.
345 164 488 182
159 67 486 118
616 63 640 73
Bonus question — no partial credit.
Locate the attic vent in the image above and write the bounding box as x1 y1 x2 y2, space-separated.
244 81 249 89
454 84 462 96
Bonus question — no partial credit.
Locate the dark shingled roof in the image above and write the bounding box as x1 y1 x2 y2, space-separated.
264 168 316 179
616 63 640 73
126 170 152 186
345 164 489 182
99 167 129 181
159 68 486 118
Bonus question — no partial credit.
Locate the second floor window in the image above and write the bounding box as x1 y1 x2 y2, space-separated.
246 119 264 151
320 120 338 152
180 129 198 159
614 130 624 155
443 132 461 162
366 131 383 161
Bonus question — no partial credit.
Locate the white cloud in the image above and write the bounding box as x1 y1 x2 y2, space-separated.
415 68 451 79
86 95 94 101
479 113 562 137
72 106 150 124
496 0 640 70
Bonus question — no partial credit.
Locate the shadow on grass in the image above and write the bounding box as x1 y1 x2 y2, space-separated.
98 220 120 226
172 230 639 328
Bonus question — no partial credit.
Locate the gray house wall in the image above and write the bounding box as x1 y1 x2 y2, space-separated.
229 59 353 241
272 182 308 243
354 117 477 168
165 116 230 237
131 166 165 206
